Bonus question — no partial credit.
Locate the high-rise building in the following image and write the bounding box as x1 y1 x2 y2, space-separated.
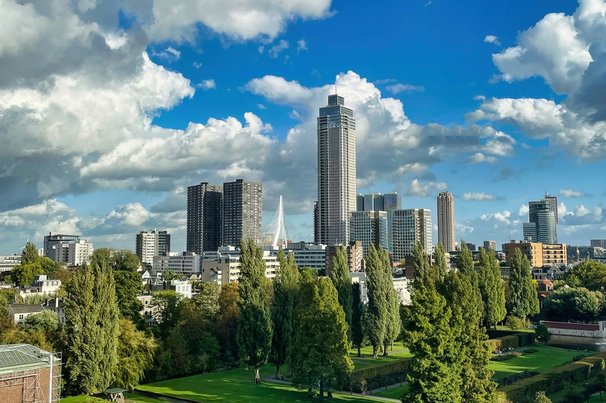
317 94 356 246
591 239 606 248
349 211 388 256
136 230 171 266
222 179 262 246
356 193 401 212
437 192 455 252
483 240 497 251
526 196 558 244
43 233 93 266
389 209 432 261
313 201 319 244
187 182 223 254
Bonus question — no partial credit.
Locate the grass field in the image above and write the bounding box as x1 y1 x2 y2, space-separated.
137 365 381 403
61 397 106 403
488 345 588 379
373 383 410 399
124 391 169 402
350 345 412 370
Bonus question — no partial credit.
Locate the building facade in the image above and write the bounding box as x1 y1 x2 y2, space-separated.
502 241 567 267
152 252 202 276
43 234 92 266
136 230 171 267
389 209 432 261
201 247 279 285
222 179 263 247
349 210 388 256
317 94 356 246
356 193 401 212
483 240 497 251
437 192 455 252
525 195 558 244
187 182 223 253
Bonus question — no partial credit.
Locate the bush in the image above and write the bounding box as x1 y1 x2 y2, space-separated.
491 352 522 361
497 370 540 385
350 359 411 392
506 315 529 330
535 324 550 342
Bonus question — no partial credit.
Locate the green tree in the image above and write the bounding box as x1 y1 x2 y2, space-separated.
113 318 157 389
380 247 400 356
478 247 507 328
151 290 184 339
351 282 364 357
271 251 300 378
329 246 353 341
364 244 388 358
543 287 603 322
11 262 44 286
291 275 354 398
507 249 540 319
565 260 606 291
457 242 476 281
216 283 240 366
63 255 120 395
237 239 273 384
21 242 39 264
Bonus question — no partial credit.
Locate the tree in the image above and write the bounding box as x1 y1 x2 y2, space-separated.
364 244 388 358
63 255 120 395
329 246 353 341
478 247 507 328
113 319 157 389
21 242 39 264
216 283 240 366
457 242 476 282
543 287 603 322
11 262 44 287
351 282 364 357
565 260 606 291
151 290 184 339
507 249 540 319
237 239 273 384
271 251 300 378
380 247 400 356
291 275 354 398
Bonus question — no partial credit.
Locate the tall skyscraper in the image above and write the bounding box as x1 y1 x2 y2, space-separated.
187 182 223 254
136 230 171 267
349 210 388 256
437 192 455 252
313 201 319 244
223 179 262 246
382 193 401 211
389 209 432 261
317 94 356 245
525 195 558 244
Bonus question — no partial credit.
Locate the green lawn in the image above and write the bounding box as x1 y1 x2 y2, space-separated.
61 397 106 403
125 391 169 402
137 365 380 403
350 345 412 370
488 345 588 379
373 383 409 399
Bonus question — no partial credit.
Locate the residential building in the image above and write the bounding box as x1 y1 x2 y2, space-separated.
136 230 171 267
326 241 364 275
502 241 567 267
350 272 411 305
152 252 202 276
349 210 388 256
437 192 455 252
275 243 327 271
19 275 61 298
542 243 568 265
389 209 432 262
483 240 497 251
0 255 21 272
313 201 319 244
317 94 356 246
7 304 45 324
0 344 62 403
187 182 223 253
525 195 558 244
201 246 279 285
222 179 263 246
591 239 606 248
43 298 65 324
43 234 93 266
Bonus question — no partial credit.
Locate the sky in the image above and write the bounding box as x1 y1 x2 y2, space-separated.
2 0 606 254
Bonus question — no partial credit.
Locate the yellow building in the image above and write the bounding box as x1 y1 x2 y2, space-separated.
503 241 567 267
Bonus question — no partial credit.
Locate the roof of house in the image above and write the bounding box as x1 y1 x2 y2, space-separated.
7 304 44 315
0 344 54 374
542 320 600 331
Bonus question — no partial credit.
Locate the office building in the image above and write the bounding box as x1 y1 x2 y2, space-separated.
483 240 497 251
152 252 202 276
356 193 401 212
349 211 388 256
437 192 455 252
591 240 606 248
317 94 356 245
187 182 223 253
222 179 262 246
389 209 432 261
43 234 93 266
525 195 558 244
136 230 170 266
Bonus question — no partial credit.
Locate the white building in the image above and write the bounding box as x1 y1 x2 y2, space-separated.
19 275 61 298
7 304 45 324
202 246 279 285
389 209 432 261
152 252 201 276
0 255 21 272
43 234 93 266
268 243 327 271
136 230 170 267
350 272 411 305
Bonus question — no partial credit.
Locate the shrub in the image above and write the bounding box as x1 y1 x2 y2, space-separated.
523 348 538 354
506 315 529 330
491 352 522 361
534 324 550 342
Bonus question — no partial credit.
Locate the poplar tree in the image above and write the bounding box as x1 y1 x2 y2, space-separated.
329 246 353 339
364 244 388 358
271 250 300 378
507 249 540 319
478 247 507 328
380 247 400 355
64 254 119 395
351 282 364 357
237 239 273 384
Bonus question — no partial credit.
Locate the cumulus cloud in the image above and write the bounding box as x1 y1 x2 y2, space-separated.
151 46 181 62
297 39 308 52
268 39 289 58
518 204 530 216
463 192 498 201
484 35 501 46
197 79 216 90
385 83 425 94
560 188 586 197
406 179 447 197
469 152 497 163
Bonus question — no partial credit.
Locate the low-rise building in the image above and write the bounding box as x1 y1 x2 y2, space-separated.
0 255 21 272
152 252 201 276
42 298 65 324
19 275 61 298
503 241 568 268
202 246 279 285
7 304 45 324
350 272 411 306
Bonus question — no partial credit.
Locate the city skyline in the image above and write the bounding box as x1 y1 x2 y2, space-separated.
2 0 606 253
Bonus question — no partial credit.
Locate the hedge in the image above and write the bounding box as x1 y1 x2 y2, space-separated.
499 352 606 402
350 358 411 392
486 332 534 352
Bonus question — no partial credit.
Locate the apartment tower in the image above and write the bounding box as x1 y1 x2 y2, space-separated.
222 179 263 246
317 94 356 245
437 192 455 252
186 182 223 253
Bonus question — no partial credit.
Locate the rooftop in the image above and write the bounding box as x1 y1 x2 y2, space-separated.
0 344 56 374
8 304 44 315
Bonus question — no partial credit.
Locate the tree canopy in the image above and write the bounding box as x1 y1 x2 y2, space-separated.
507 249 540 319
543 287 604 322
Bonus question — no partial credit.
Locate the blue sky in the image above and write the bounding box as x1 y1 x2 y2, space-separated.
1 0 605 254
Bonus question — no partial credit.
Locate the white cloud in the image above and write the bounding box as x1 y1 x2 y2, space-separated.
518 204 530 216
151 46 181 62
197 79 216 90
481 210 513 225
474 95 486 101
463 192 497 201
269 39 289 58
297 39 308 52
406 179 447 197
484 35 501 46
469 152 497 163
385 83 425 94
560 188 586 198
